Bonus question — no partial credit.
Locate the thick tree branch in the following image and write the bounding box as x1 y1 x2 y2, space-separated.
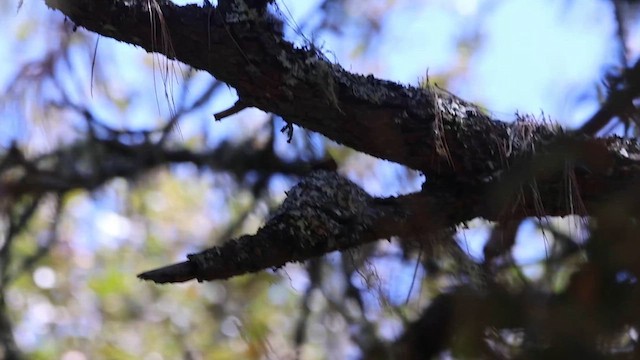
44 0 640 187
34 0 515 176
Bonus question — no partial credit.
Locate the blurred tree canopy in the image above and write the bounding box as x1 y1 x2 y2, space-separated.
2 0 640 359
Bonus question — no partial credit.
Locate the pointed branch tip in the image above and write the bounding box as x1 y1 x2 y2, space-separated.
138 261 197 284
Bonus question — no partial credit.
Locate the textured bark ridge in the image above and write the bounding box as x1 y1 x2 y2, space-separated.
138 170 400 283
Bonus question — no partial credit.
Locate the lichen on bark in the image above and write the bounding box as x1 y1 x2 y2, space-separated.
269 170 377 249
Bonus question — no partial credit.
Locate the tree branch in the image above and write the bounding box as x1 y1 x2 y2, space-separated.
138 170 408 283
0 137 321 201
28 1 505 174
577 59 640 135
44 0 640 188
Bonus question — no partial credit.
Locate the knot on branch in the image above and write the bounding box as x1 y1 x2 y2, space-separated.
269 170 377 247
